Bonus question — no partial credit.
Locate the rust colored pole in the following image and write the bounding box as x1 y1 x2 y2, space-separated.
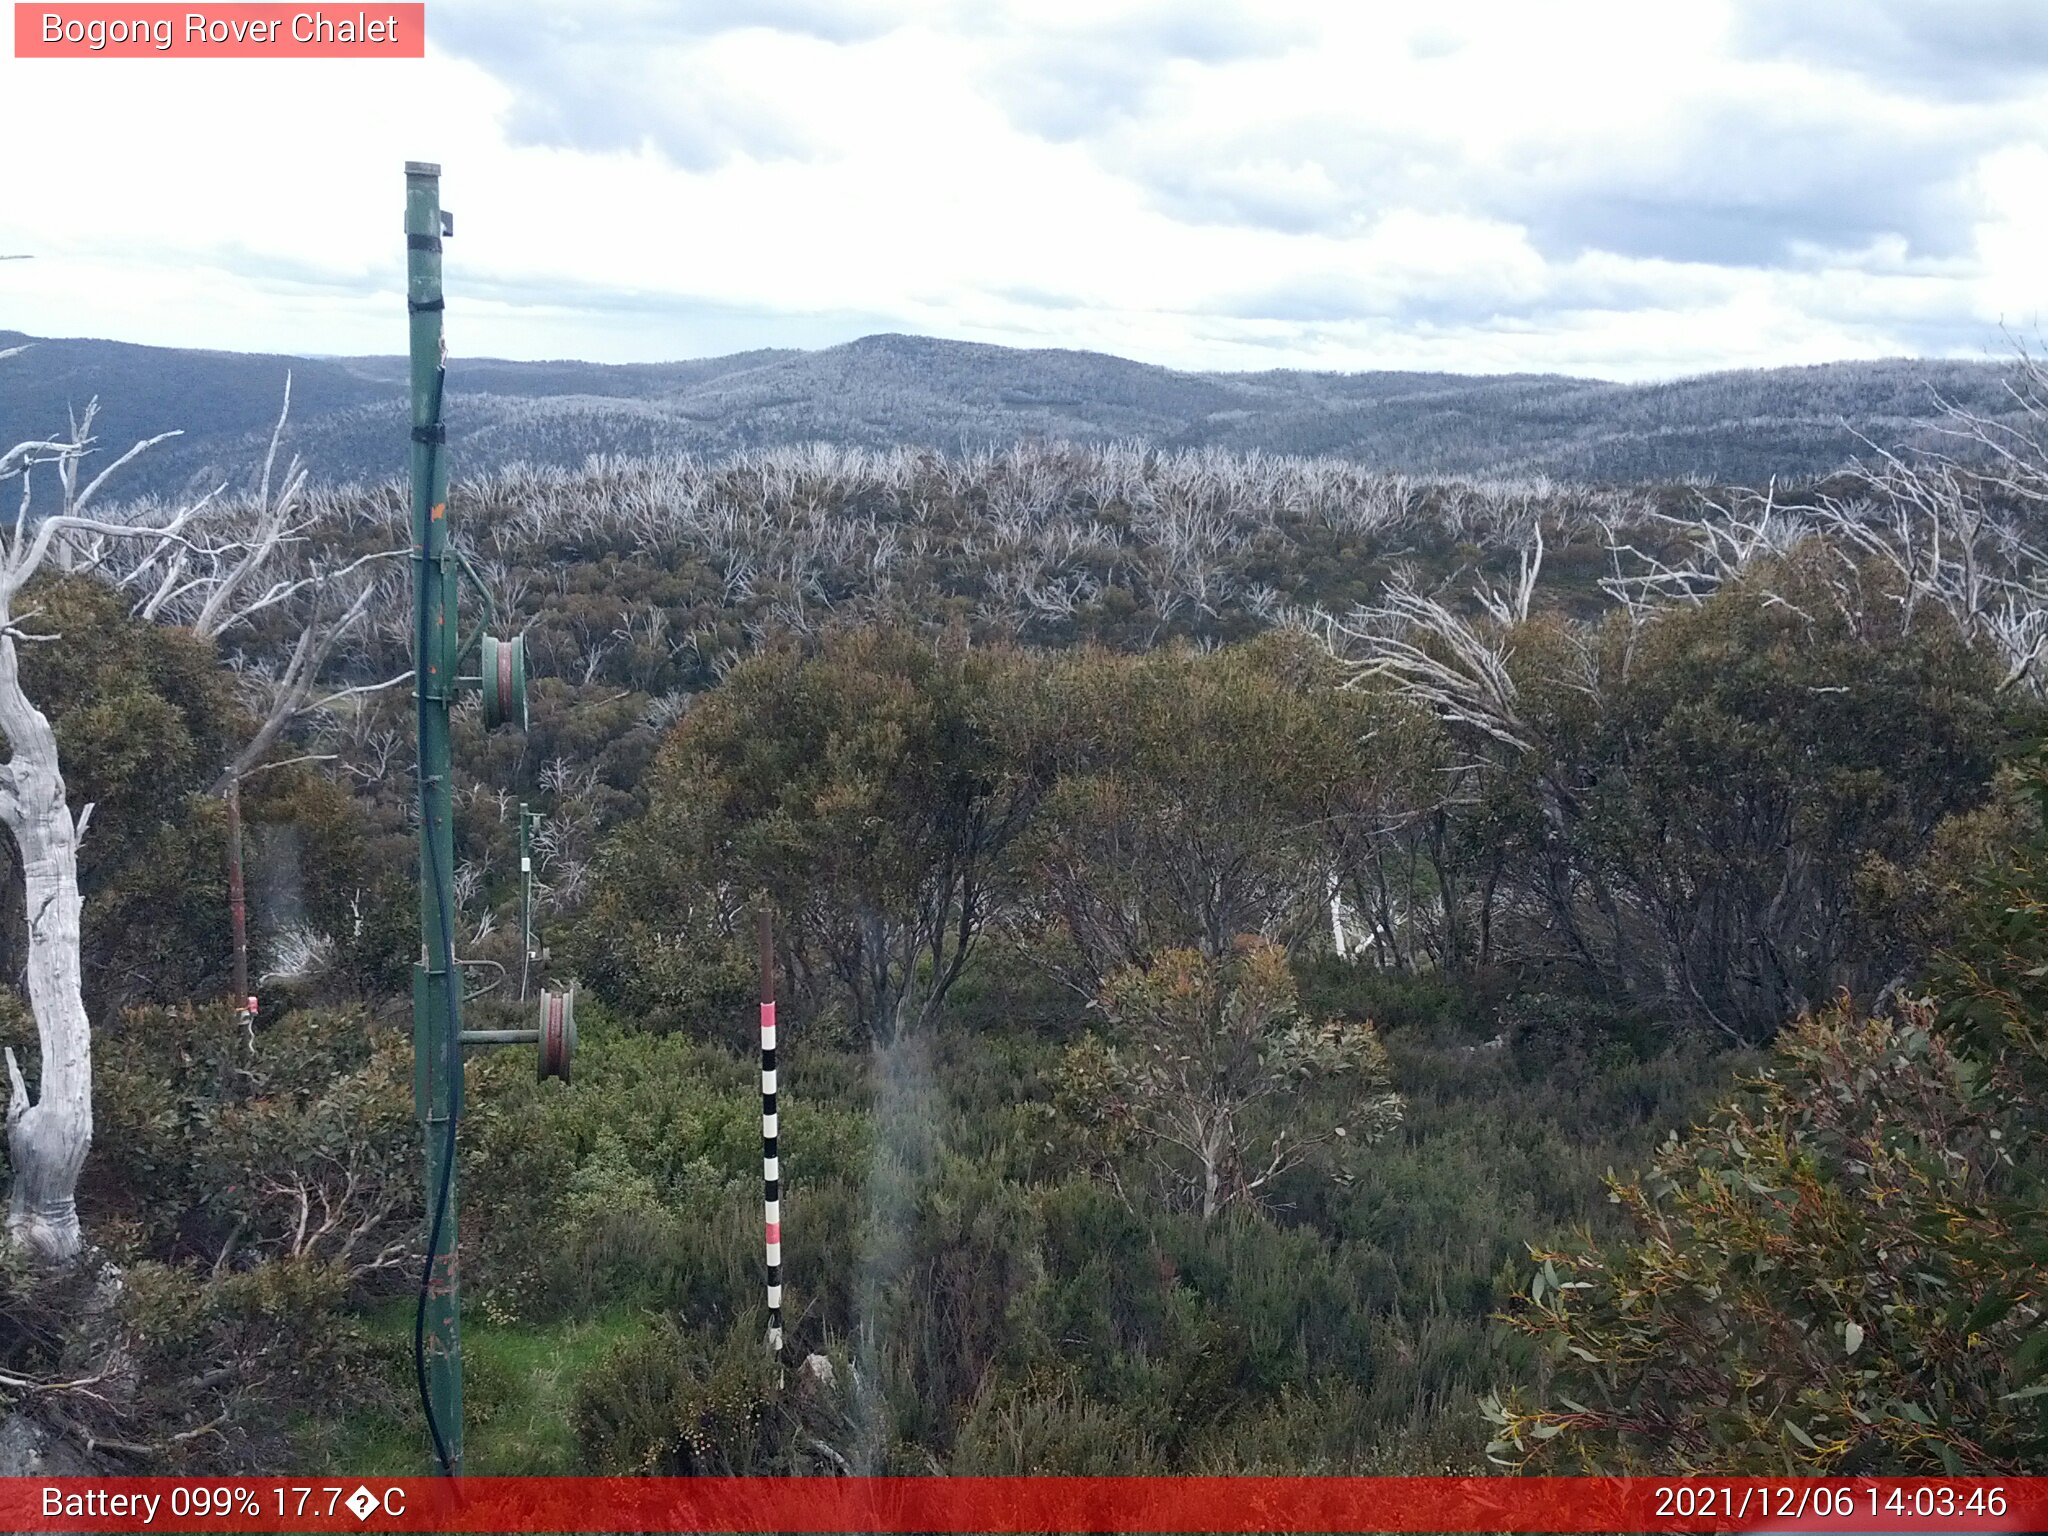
226 773 249 1012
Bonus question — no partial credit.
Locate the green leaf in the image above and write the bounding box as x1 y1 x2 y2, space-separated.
2013 1330 2048 1381
1783 1420 1819 1450
1967 1293 2019 1335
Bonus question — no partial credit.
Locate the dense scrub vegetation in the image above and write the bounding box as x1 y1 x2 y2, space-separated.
1 397 2046 1472
1487 760 2048 1473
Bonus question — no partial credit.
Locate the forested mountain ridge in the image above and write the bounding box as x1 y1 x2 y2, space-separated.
0 327 2019 498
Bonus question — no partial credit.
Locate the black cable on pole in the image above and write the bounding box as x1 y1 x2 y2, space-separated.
412 362 460 1478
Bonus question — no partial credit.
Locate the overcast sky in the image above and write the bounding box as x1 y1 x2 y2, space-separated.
3 0 2044 380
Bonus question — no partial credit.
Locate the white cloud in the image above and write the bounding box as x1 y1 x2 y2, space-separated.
0 0 2038 380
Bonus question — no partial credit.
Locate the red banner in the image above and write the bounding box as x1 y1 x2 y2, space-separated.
13 4 425 58
2 1477 2042 1532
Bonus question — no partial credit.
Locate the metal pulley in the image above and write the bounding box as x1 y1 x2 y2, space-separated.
457 981 575 1081
480 633 528 731
537 984 575 1082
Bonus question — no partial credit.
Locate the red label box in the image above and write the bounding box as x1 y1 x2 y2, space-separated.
14 3 425 56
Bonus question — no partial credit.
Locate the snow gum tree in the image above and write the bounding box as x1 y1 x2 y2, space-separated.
1085 939 1403 1219
0 361 379 1262
0 402 188 1260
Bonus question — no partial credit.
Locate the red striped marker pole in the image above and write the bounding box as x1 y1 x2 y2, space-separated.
759 907 783 1358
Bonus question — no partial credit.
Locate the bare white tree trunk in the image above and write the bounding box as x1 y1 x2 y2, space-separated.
0 625 91 1263
0 364 392 1265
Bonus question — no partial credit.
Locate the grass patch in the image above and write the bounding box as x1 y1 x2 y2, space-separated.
306 1301 651 1475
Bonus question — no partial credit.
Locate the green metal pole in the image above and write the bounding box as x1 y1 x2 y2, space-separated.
405 159 463 1476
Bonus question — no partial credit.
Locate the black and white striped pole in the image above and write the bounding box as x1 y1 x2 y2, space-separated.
759 907 784 1361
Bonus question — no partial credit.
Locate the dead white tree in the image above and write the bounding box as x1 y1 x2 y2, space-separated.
1600 366 2048 694
0 363 398 1261
106 383 409 791
1330 571 1542 755
0 402 207 1260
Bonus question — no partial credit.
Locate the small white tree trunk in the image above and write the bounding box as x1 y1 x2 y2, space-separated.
0 630 92 1263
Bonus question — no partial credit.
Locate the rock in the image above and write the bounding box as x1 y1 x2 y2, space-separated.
799 1353 835 1389
0 1411 95 1476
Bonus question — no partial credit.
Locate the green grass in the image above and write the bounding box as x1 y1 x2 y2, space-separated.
307 1302 651 1475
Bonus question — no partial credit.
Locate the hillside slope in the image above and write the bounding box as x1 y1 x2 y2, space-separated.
0 328 2015 496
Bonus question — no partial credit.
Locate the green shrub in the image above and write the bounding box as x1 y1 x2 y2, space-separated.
90 1004 415 1281
1488 1002 2046 1473
1488 753 2048 1474
105 1257 392 1470
952 1380 1164 1473
462 1015 868 1322
572 1316 845 1474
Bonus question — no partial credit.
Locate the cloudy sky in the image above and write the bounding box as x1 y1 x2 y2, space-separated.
2 0 2044 380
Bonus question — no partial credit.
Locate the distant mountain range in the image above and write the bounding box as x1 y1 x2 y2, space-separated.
0 328 2021 499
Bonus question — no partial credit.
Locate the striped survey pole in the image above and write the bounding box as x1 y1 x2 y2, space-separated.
759 907 784 1358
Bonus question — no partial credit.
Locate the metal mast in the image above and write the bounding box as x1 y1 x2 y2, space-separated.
402 159 571 1478
405 158 463 1476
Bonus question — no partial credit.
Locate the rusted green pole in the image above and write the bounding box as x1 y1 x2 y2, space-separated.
406 158 463 1476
